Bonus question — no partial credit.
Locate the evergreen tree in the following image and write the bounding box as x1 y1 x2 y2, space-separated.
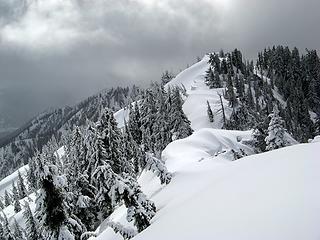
0 199 4 210
170 88 193 140
0 221 3 238
2 212 14 239
23 202 40 240
12 182 22 213
265 106 287 151
205 67 215 88
145 153 172 185
17 170 27 199
153 85 172 154
34 152 80 239
4 190 11 207
123 122 145 175
207 101 214 123
13 218 24 240
96 108 127 175
128 102 142 145
161 70 175 85
252 118 269 153
140 89 157 152
92 163 120 219
226 72 238 107
122 176 156 233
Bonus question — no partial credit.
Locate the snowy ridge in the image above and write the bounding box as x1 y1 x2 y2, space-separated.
95 55 318 240
0 54 317 239
167 55 232 130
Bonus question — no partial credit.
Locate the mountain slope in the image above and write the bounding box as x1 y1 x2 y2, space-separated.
93 54 316 240
133 141 320 240
0 86 137 179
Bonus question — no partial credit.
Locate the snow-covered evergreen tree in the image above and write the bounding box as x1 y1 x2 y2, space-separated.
12 182 22 213
4 190 11 207
122 175 156 233
96 108 127 175
2 212 14 239
145 153 172 185
265 105 287 151
17 170 28 199
92 163 121 219
23 201 40 240
34 152 81 239
0 199 4 210
13 218 24 239
128 102 142 145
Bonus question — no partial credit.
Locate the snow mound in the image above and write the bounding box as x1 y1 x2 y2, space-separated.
163 128 253 171
310 135 320 143
133 142 320 240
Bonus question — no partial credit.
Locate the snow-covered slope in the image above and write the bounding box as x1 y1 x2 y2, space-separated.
96 132 320 240
167 56 232 130
133 141 320 240
94 55 317 240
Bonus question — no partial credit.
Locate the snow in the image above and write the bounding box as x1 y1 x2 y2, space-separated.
0 165 28 197
133 142 320 240
114 107 130 129
310 135 320 143
95 131 320 240
167 55 232 130
94 55 318 240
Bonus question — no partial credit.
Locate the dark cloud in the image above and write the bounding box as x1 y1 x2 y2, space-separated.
0 0 319 128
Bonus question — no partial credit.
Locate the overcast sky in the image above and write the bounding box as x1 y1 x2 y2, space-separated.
0 0 320 128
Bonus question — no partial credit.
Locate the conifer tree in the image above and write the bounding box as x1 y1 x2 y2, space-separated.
170 88 193 140
13 218 24 240
226 72 238 107
4 190 11 207
96 108 127 175
205 67 215 88
122 176 156 233
207 101 214 123
161 70 175 85
2 212 14 239
17 170 27 199
12 182 22 213
265 105 287 151
123 123 144 175
128 102 142 145
34 152 80 239
0 221 3 238
252 118 269 153
0 199 4 210
23 202 40 240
